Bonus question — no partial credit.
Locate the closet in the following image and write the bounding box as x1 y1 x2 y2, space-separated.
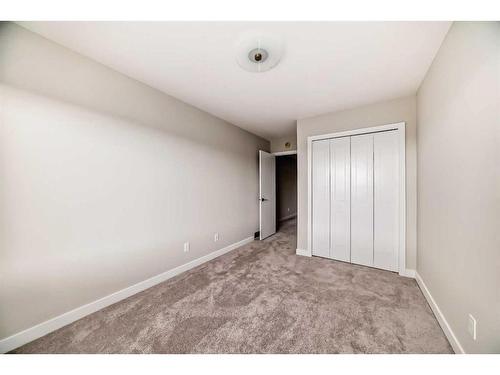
311 129 401 272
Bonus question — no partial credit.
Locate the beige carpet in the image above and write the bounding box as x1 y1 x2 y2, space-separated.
12 219 452 353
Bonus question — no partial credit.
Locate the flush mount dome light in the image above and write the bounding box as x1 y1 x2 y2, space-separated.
236 32 284 73
248 48 268 63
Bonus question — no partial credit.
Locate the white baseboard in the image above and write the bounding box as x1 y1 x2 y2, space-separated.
296 248 311 257
279 213 297 222
0 236 254 354
415 272 465 354
399 269 416 278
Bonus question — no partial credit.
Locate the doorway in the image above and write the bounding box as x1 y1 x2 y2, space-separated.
275 153 297 231
258 150 298 240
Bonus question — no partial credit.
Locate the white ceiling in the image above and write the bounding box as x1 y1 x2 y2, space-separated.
18 22 451 140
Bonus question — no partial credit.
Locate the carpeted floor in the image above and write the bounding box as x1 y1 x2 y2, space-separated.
12 218 452 353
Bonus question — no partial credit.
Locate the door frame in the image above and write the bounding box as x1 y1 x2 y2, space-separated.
306 122 406 276
273 150 297 156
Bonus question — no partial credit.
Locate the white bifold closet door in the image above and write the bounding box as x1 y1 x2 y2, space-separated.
311 138 350 260
350 134 374 267
373 131 400 271
329 137 351 262
311 139 330 258
312 129 400 272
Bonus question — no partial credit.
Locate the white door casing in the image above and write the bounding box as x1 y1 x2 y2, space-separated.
259 150 276 240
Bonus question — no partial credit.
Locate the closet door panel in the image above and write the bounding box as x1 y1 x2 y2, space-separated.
350 134 374 267
374 131 399 271
329 137 350 262
311 139 330 258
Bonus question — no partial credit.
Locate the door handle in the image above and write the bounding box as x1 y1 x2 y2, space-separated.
260 197 269 202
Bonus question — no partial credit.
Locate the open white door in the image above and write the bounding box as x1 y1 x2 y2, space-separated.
259 150 276 240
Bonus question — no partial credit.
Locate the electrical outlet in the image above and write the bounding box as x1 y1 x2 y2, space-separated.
214 233 219 242
183 242 190 253
468 314 477 340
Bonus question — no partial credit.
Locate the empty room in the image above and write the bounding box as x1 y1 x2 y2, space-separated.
1 2 499 370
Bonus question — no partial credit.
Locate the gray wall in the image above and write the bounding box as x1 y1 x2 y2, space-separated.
417 22 500 353
296 96 417 270
0 22 269 339
276 155 297 222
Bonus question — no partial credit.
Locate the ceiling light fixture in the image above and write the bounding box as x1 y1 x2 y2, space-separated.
236 32 284 73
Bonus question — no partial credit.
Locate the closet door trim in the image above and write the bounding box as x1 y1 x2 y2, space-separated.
306 122 406 275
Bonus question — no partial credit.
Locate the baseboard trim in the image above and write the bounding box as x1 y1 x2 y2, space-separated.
399 269 416 278
0 236 254 353
279 213 297 222
296 248 311 257
415 271 465 354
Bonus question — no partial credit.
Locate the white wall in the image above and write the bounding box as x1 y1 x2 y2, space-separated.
0 22 269 340
417 22 500 353
296 96 417 270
